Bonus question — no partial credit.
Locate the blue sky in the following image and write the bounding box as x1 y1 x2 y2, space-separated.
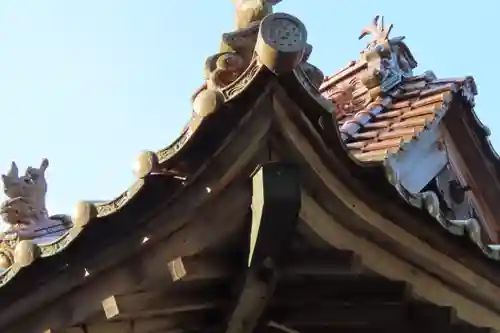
0 1 496 214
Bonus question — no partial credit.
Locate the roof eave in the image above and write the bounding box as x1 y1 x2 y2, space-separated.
271 78 500 328
0 63 277 324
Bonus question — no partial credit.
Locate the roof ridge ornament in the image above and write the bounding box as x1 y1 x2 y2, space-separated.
0 159 72 269
359 15 394 43
191 0 324 118
358 15 418 94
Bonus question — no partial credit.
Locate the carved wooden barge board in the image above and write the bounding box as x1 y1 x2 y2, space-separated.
0 9 498 333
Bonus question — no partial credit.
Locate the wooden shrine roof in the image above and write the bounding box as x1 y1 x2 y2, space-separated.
0 9 498 333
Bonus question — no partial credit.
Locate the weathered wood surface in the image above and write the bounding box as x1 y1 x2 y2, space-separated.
2 88 277 333
12 76 500 333
271 86 500 328
45 226 495 333
17 183 252 333
225 162 301 333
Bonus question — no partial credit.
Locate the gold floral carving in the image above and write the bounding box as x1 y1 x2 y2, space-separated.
220 59 262 100
95 192 129 216
157 126 193 162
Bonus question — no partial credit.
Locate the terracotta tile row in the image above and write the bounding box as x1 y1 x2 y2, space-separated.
320 66 464 162
348 86 451 161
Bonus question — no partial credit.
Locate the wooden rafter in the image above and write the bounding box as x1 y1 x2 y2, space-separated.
102 280 229 320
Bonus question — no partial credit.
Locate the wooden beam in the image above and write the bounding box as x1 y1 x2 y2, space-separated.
44 328 85 333
165 255 235 283
90 313 211 333
274 276 411 303
248 162 302 266
102 294 219 320
273 88 500 326
409 302 458 329
102 280 230 320
280 249 364 277
266 321 300 333
47 314 213 333
263 325 492 333
12 183 251 333
225 162 301 333
266 301 493 333
0 90 275 332
267 300 460 328
299 192 500 330
85 323 132 333
269 301 408 327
